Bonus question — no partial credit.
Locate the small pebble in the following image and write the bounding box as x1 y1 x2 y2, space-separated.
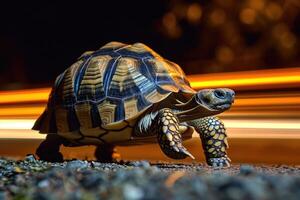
240 165 255 176
66 160 89 169
38 180 50 188
123 184 144 200
24 154 37 163
128 160 151 168
0 157 299 200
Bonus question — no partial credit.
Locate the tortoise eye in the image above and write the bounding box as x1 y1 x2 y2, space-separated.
214 90 226 99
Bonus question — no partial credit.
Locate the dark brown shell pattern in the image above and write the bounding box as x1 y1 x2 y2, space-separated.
33 42 195 134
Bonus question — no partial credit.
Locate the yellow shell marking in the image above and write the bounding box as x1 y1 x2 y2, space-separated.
55 107 69 133
78 55 111 98
145 89 170 104
62 60 83 99
98 101 117 125
124 98 138 119
75 103 92 129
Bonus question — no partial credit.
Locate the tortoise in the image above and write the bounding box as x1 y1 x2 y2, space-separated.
33 42 235 167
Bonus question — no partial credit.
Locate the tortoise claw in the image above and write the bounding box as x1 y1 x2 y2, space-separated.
180 147 195 159
160 140 195 160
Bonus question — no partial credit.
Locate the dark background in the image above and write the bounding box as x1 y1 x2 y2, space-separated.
1 0 300 89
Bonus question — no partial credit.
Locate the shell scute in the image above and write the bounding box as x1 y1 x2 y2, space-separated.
33 42 195 134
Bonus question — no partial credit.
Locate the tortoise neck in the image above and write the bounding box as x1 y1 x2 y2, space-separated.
173 95 221 122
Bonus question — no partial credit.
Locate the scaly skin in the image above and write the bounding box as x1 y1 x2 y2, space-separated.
156 108 195 160
188 116 231 167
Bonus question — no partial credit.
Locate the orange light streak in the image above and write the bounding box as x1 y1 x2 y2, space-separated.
0 106 45 117
0 68 299 104
1 119 300 139
235 96 300 107
0 95 299 118
189 75 300 89
0 88 50 104
0 68 299 140
188 67 300 90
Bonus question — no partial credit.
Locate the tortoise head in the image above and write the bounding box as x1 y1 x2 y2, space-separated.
195 88 235 111
175 88 235 122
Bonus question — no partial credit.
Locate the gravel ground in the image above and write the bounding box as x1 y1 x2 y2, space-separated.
0 155 299 200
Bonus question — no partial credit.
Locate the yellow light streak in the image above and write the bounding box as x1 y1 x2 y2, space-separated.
0 68 299 104
0 68 299 140
0 106 45 117
0 129 45 139
188 67 300 90
189 75 300 89
0 95 299 119
1 119 299 138
0 119 36 129
0 88 50 104
235 96 300 107
224 119 300 129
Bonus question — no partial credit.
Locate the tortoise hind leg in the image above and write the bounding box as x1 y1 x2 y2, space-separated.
156 109 195 160
94 144 116 163
36 134 64 162
188 116 231 167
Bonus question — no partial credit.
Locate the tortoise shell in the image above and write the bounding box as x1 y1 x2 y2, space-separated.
33 42 195 134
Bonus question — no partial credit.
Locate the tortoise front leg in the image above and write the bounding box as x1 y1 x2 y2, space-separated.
156 109 195 160
188 116 231 167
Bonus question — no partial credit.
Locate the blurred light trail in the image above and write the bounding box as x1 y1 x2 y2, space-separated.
188 67 300 90
0 129 45 139
0 68 299 142
0 88 49 104
1 119 299 140
0 106 45 117
0 119 35 129
0 95 299 118
224 119 300 130
0 67 299 104
235 96 300 107
190 75 300 89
